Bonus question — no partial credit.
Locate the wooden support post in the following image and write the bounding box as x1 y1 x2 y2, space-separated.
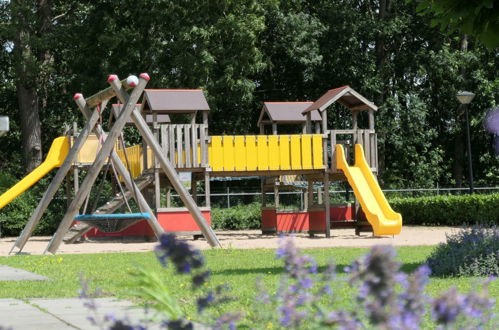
113 79 220 247
260 124 265 134
192 178 198 204
307 179 313 209
10 100 101 254
322 110 328 171
324 173 331 237
45 75 155 254
166 186 171 208
153 113 160 211
352 110 359 130
315 122 321 134
306 113 312 133
204 171 211 208
272 122 277 135
302 123 307 134
368 110 375 130
274 179 279 209
261 179 266 207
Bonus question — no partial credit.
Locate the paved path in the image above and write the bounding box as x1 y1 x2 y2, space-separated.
0 265 50 281
0 298 152 330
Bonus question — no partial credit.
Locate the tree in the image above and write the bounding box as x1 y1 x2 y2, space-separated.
415 0 499 48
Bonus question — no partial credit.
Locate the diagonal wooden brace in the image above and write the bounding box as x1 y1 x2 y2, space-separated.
45 74 149 254
9 100 103 254
73 94 164 238
109 77 221 248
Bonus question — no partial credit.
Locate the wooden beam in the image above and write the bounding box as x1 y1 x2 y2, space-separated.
113 78 221 248
86 78 135 108
324 173 330 237
45 75 153 254
10 100 101 254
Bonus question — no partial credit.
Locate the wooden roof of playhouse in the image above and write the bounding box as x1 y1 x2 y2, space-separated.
302 85 378 114
141 89 210 114
112 104 171 125
257 102 322 126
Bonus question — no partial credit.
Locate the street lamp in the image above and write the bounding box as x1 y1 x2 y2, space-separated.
456 91 475 194
0 116 8 137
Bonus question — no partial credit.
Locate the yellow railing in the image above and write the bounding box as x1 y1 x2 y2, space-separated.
208 134 323 171
79 134 324 177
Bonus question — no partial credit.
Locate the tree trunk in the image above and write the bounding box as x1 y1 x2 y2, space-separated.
16 81 42 172
11 0 52 173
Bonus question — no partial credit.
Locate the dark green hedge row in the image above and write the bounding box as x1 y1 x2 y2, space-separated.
390 194 499 226
211 203 261 230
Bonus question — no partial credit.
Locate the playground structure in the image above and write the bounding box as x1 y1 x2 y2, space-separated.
0 75 402 254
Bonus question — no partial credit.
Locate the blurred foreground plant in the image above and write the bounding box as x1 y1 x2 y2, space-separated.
81 233 497 329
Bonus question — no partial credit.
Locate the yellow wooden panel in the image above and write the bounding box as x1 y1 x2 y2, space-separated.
279 135 291 170
210 136 224 171
222 136 235 171
268 135 280 170
312 134 323 169
290 135 302 170
245 136 257 170
257 136 269 170
234 136 246 171
301 134 312 170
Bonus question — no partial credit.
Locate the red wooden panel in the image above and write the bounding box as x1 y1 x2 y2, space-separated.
276 212 309 232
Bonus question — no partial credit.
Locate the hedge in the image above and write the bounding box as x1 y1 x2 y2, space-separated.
211 202 261 230
390 193 499 226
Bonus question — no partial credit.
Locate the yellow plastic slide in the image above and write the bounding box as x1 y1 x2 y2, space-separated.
336 144 402 235
0 137 69 210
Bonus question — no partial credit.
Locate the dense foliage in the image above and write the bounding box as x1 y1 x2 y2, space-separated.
390 193 499 226
211 202 261 230
0 0 497 191
427 225 499 277
79 234 497 329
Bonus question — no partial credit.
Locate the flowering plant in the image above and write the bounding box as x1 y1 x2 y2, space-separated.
81 233 497 329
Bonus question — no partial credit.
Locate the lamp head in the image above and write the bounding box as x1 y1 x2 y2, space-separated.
456 91 475 105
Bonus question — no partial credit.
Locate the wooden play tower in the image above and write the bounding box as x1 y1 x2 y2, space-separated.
6 75 401 254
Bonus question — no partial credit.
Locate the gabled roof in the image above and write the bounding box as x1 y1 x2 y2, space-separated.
257 102 322 126
302 85 377 114
141 89 210 113
112 104 170 125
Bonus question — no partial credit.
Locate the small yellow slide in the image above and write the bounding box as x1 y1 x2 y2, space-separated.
336 144 402 235
0 137 69 210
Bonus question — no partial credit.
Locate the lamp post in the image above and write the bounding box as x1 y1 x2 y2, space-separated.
0 116 8 137
456 91 475 194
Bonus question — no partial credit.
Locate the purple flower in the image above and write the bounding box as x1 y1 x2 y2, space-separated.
163 319 193 330
197 291 215 313
192 270 211 289
155 233 204 274
432 288 463 326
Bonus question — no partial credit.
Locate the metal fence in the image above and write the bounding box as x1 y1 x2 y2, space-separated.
169 186 499 209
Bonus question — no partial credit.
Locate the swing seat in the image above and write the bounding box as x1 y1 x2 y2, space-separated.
75 213 151 233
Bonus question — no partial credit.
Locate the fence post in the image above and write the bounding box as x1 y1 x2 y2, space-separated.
227 186 230 208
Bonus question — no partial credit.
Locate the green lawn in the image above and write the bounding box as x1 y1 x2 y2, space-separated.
1 246 497 322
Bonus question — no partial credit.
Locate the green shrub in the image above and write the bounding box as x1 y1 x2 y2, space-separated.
211 203 261 230
0 172 64 237
427 225 499 277
390 194 499 226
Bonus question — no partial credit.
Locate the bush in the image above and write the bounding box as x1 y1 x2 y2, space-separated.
0 172 65 237
427 225 499 277
211 203 261 230
390 194 499 226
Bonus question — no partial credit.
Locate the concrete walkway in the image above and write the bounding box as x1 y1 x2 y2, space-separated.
0 298 153 329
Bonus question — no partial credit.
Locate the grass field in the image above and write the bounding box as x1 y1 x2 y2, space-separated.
1 246 497 323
